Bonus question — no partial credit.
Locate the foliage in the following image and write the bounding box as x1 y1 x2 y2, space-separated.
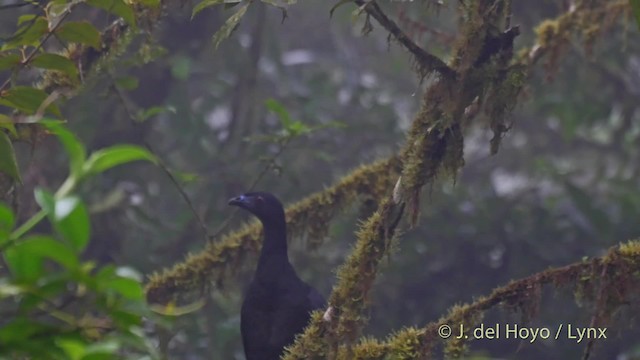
0 123 159 359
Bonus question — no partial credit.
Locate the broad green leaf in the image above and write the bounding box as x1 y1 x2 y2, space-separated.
95 264 116 283
212 2 249 49
14 235 79 270
57 338 87 360
82 340 120 357
0 86 62 117
2 17 48 49
56 21 102 49
192 0 224 18
632 0 640 30
4 239 44 282
0 53 21 71
17 14 36 26
265 98 292 128
0 203 14 244
83 145 157 176
31 53 78 78
103 277 144 300
86 0 136 27
54 196 90 252
0 114 18 137
0 318 51 343
110 309 142 327
34 187 55 215
115 75 139 90
41 120 86 177
0 203 14 230
0 132 21 183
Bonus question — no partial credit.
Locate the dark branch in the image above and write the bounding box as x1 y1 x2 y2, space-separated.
354 0 455 78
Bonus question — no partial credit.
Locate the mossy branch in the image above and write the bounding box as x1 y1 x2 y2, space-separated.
343 240 640 359
145 157 402 304
285 0 632 358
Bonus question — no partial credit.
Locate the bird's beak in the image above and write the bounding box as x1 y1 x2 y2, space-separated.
228 195 249 207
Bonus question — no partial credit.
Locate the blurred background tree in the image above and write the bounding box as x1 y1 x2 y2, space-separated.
1 0 640 359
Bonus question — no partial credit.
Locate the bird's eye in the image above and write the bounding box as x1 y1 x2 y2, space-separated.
256 196 264 203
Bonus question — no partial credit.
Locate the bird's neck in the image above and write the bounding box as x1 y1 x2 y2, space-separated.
256 218 291 271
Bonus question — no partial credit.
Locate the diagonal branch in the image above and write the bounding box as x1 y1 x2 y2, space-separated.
354 0 455 78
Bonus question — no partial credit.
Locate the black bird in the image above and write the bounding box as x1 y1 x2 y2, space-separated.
228 192 325 360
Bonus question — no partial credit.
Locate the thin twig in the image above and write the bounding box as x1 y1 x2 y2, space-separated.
109 77 213 240
0 8 72 92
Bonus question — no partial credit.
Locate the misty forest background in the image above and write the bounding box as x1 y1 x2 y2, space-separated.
1 0 640 359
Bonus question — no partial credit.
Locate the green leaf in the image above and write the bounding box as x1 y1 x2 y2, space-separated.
0 318 52 343
82 340 120 358
103 277 144 300
212 2 249 49
31 53 78 78
17 14 36 26
0 203 14 231
115 75 139 90
0 86 62 117
56 21 102 49
0 131 21 183
57 338 87 360
34 187 56 215
83 145 157 176
0 53 21 71
265 98 292 128
4 239 44 282
192 0 224 18
0 114 18 137
329 0 353 18
2 17 48 49
0 203 15 244
632 0 640 31
54 196 90 252
86 0 136 27
41 120 86 177
19 236 79 270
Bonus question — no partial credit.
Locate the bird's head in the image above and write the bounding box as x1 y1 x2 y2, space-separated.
228 191 285 224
